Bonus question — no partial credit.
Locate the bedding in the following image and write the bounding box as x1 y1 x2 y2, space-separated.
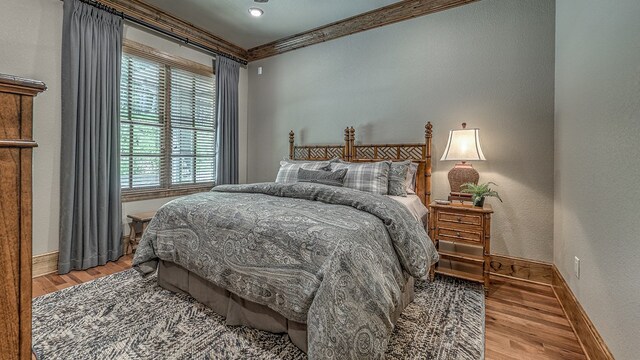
133 182 438 359
329 160 391 194
388 194 429 226
156 259 416 354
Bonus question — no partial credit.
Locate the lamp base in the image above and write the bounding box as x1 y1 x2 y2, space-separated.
447 162 479 201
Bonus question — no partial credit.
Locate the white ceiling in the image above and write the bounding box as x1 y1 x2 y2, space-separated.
143 0 401 49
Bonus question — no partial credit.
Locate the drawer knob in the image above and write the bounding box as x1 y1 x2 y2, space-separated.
457 217 462 222
456 232 461 237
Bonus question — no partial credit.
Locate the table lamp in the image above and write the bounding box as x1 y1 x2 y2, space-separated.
440 123 486 201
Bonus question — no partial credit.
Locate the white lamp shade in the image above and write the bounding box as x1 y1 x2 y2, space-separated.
440 128 486 161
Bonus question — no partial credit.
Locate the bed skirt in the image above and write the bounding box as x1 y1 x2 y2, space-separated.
157 260 415 354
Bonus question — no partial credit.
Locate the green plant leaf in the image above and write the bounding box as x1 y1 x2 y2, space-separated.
459 182 502 202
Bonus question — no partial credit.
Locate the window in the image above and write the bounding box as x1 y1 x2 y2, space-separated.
170 68 216 185
119 44 216 201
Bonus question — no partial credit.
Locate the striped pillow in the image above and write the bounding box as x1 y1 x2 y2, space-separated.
275 160 331 183
330 161 391 195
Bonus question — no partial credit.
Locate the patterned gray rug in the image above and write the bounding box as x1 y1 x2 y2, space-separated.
32 269 484 359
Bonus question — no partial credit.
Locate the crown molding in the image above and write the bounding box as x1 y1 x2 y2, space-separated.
97 0 248 62
247 0 478 61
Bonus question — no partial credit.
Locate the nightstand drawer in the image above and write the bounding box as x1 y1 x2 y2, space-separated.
438 211 483 227
437 226 482 243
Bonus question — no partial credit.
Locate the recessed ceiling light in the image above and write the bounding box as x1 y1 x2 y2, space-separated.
248 7 264 17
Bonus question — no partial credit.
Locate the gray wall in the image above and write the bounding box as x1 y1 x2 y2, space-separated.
0 0 249 255
0 0 63 256
248 0 556 261
555 1 640 358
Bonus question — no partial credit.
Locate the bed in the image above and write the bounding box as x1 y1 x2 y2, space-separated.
133 123 438 359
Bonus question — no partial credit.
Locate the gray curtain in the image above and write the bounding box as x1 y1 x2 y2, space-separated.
215 56 241 185
59 0 123 274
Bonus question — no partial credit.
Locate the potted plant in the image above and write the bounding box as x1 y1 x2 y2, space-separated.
460 182 503 207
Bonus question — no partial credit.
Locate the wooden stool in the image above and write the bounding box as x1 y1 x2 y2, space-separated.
126 211 156 254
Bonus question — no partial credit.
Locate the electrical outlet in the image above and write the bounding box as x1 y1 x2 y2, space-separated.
574 256 580 278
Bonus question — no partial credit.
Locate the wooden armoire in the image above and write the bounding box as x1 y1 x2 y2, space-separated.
0 74 46 359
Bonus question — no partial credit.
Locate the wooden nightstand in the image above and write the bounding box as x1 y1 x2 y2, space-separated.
428 202 493 293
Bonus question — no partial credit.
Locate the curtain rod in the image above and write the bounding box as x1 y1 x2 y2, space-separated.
61 0 248 66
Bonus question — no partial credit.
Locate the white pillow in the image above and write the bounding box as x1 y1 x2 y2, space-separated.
405 162 419 195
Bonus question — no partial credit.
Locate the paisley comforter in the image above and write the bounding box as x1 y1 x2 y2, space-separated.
133 182 439 359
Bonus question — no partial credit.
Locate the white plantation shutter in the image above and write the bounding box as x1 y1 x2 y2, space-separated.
120 54 166 190
170 68 216 185
120 51 216 192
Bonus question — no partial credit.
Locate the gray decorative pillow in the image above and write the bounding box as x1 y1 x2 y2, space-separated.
406 162 419 194
330 161 391 195
275 160 331 183
388 160 411 196
297 168 348 187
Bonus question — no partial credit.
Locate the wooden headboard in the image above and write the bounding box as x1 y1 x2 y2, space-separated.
288 122 433 206
288 129 350 161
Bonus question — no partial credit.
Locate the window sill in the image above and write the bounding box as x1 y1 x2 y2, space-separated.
121 184 214 203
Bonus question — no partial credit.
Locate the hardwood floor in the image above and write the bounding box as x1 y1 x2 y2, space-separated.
485 277 586 359
32 256 132 297
32 257 587 359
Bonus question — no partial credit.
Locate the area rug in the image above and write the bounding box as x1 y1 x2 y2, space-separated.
32 269 484 359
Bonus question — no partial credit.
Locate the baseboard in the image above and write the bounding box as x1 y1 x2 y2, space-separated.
32 251 58 278
488 255 613 359
489 254 553 285
552 266 614 360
